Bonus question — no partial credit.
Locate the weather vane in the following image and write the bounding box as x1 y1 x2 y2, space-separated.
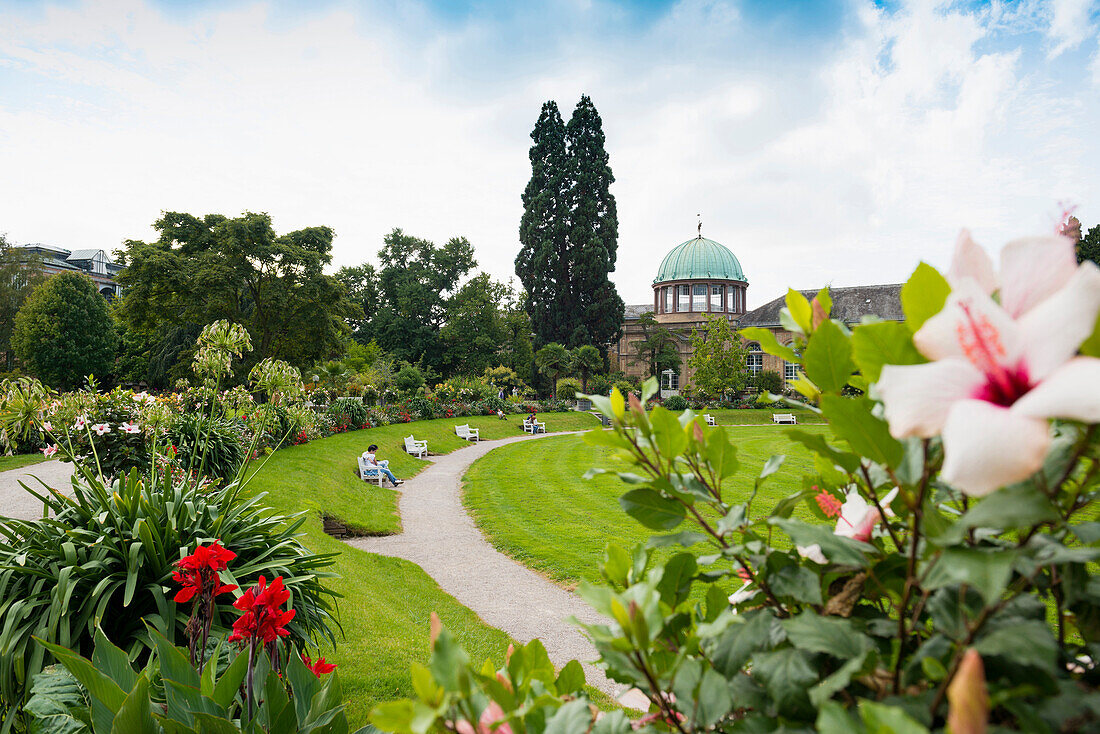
697 214 702 238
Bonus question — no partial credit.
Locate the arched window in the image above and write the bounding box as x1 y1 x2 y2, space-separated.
710 285 723 311
692 284 707 310
746 342 763 376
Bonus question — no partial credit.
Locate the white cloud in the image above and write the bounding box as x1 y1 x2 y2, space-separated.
1045 0 1096 58
0 0 1097 312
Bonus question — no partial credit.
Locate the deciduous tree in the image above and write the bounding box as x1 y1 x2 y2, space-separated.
0 236 44 370
688 314 748 399
13 272 117 389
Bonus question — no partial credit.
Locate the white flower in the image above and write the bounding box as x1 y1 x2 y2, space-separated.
73 416 87 431
797 487 899 563
120 421 141 434
878 231 1100 497
92 423 111 436
727 581 757 606
42 421 53 432
41 444 58 458
133 391 149 403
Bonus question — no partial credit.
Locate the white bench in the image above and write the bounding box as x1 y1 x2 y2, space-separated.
455 424 480 442
523 417 546 434
704 414 717 426
772 413 797 424
404 436 427 458
357 456 385 486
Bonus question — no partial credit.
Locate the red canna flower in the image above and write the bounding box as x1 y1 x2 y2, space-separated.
229 575 296 644
301 654 337 677
173 541 238 603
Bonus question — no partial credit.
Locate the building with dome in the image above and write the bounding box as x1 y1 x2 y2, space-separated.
609 230 903 395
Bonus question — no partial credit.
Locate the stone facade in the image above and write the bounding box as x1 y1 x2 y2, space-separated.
608 233 904 394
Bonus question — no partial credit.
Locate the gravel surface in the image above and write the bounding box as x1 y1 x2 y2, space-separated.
0 460 75 520
346 432 627 697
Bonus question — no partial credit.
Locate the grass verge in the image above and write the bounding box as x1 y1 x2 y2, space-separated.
242 410 601 726
0 454 47 473
463 426 827 588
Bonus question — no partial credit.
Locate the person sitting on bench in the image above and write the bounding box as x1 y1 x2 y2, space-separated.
363 444 403 486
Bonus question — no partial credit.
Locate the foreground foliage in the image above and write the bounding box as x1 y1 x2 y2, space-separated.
372 231 1100 732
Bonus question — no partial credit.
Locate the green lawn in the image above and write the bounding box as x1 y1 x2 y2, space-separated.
241 410 600 726
462 425 826 588
695 407 824 425
0 454 47 473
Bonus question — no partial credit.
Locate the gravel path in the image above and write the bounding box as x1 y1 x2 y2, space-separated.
0 460 75 520
345 432 628 698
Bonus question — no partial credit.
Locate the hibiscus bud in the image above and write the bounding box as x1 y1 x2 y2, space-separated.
811 298 829 329
429 612 442 647
693 422 705 443
628 392 644 415
505 643 515 663
947 648 989 734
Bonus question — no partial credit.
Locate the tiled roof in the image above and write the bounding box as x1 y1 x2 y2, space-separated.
624 304 652 319
739 283 904 328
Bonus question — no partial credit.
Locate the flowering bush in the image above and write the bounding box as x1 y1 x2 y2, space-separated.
45 387 155 478
373 230 1100 733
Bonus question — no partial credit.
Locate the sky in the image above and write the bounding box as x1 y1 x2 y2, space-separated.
1 0 1099 308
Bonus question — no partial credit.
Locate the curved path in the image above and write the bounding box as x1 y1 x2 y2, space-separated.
346 433 634 700
0 460 75 520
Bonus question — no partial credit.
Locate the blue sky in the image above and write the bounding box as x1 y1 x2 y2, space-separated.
1 0 1099 306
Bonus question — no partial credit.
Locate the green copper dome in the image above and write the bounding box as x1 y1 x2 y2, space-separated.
654 236 747 284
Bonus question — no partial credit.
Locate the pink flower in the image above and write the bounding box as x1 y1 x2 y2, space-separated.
42 421 53 432
41 444 58 458
72 416 87 431
454 701 512 734
878 231 1100 496
92 423 111 436
120 421 141 434
798 487 899 563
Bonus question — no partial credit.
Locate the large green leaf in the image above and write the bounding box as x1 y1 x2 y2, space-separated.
900 262 950 332
859 700 930 733
619 489 685 531
922 547 1016 604
803 320 855 393
975 620 1057 669
110 672 156 734
91 628 137 692
655 553 696 608
850 320 926 382
769 518 872 567
820 395 903 468
739 328 799 362
24 666 92 734
781 611 869 659
752 647 816 715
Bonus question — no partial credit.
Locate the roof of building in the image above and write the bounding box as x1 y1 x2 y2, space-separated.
624 303 652 319
654 236 747 284
66 249 106 261
739 283 904 328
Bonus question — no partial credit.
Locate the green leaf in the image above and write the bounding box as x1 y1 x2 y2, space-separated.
820 395 904 468
211 648 249 710
37 640 127 714
922 547 1016 604
975 620 1057 669
601 544 631 587
811 649 873 708
91 628 137 693
695 669 733 728
545 700 591 734
769 517 872 567
148 627 199 689
781 612 869 659
704 428 739 478
817 701 863 734
752 647 816 715
24 665 92 734
944 484 1060 542
900 262 950 332
429 625 470 693
850 320 926 382
739 327 799 362
554 660 585 696
785 289 813 334
768 565 823 605
803 320 855 393
814 286 833 319
619 488 685 531
786 429 860 473
655 553 697 608
110 672 156 734
709 610 776 676
859 700 930 734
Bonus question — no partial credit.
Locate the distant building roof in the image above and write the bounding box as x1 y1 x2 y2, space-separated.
624 304 652 320
66 249 105 261
654 236 747 284
740 284 904 328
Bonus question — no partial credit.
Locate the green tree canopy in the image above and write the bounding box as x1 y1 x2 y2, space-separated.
0 236 45 370
115 211 359 377
516 96 624 349
1077 222 1100 267
688 314 748 399
631 312 680 378
13 272 117 389
570 344 604 392
439 274 511 377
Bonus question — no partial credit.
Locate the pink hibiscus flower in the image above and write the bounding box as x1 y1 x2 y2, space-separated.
877 231 1100 496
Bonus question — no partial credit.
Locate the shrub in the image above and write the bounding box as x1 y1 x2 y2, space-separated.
327 396 370 427
406 396 437 421
555 377 581 400
56 389 155 479
393 364 425 394
661 394 688 411
612 379 636 397
0 469 338 721
167 413 248 481
12 272 117 390
753 368 783 394
0 376 50 454
586 372 613 396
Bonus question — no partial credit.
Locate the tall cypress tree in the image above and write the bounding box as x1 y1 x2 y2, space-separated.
516 101 571 345
564 95 624 348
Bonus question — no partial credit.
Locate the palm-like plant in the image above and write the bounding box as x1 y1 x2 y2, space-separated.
0 377 51 454
570 345 603 392
534 343 570 399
